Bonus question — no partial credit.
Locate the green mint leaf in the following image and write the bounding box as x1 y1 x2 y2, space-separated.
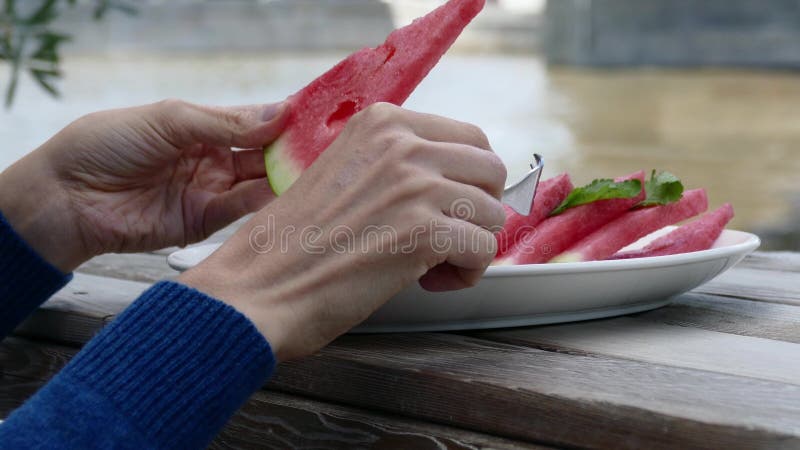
550 178 642 216
638 170 684 207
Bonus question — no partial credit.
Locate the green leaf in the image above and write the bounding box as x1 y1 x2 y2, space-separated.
550 178 643 216
30 67 60 97
4 0 16 16
638 170 684 207
31 31 70 62
5 66 18 108
24 0 59 26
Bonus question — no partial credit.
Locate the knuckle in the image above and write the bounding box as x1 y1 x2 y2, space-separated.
386 160 419 184
392 135 429 161
357 102 399 126
464 123 490 149
222 108 253 135
486 153 508 187
475 230 498 263
379 129 412 155
401 174 441 199
156 98 190 116
488 199 507 228
225 108 248 127
388 173 443 211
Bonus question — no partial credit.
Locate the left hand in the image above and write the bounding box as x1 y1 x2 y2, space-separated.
0 99 288 272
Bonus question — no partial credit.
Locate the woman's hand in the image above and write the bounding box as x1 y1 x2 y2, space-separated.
0 99 287 272
179 103 507 361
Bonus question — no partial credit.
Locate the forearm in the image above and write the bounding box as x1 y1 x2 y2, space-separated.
0 281 275 449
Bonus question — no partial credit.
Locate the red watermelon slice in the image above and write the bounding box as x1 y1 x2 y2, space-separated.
265 0 486 194
495 171 646 265
611 203 734 260
495 173 573 258
551 188 709 263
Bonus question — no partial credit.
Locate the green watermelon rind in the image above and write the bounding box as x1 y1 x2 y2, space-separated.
264 137 302 195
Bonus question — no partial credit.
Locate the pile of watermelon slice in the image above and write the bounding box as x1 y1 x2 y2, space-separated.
260 0 736 265
493 171 734 264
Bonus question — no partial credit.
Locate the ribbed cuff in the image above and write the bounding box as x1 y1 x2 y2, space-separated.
59 281 276 449
0 210 72 338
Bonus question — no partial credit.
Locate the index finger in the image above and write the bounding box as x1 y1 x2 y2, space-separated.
396 107 493 151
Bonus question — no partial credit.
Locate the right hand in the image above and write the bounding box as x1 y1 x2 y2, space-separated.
178 103 507 361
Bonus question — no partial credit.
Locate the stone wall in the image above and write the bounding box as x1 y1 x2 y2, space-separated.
57 0 540 55
545 0 800 67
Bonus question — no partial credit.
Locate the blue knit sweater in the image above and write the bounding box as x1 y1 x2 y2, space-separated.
0 211 276 449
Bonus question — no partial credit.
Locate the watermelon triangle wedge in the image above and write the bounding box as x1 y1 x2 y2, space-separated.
264 0 486 195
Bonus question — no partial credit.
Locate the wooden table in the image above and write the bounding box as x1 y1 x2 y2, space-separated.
2 245 800 449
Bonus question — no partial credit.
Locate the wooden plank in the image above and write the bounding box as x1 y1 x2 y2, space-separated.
474 316 800 386
79 221 241 278
634 292 800 343
6 252 800 447
0 338 77 380
78 252 178 283
5 332 800 448
13 273 145 345
737 251 800 273
215 391 547 450
38 273 144 318
268 334 800 449
695 266 800 306
0 338 543 449
0 374 45 418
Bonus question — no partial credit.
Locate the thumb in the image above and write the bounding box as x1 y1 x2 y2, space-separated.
149 99 289 149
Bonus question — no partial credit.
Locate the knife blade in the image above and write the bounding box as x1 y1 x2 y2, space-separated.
501 154 543 216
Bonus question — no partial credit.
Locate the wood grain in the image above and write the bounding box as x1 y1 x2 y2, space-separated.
0 337 77 380
634 292 800 343
696 266 800 305
0 338 543 450
13 273 146 344
0 374 45 418
474 316 800 385
6 331 800 449
78 253 178 283
270 333 800 449
737 251 800 273
6 250 800 449
215 391 547 450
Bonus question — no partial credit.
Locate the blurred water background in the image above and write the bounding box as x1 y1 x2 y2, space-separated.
2 0 799 249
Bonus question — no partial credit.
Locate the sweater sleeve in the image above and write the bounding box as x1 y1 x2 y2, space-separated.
0 280 276 449
0 210 73 338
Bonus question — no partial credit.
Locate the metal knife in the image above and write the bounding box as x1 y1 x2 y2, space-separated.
501 154 543 216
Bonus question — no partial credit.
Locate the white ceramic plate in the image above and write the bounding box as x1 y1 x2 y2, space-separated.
168 227 760 333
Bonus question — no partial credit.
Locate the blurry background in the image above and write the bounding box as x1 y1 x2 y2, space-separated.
1 0 798 249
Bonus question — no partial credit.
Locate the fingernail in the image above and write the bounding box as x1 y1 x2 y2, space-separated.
262 101 287 122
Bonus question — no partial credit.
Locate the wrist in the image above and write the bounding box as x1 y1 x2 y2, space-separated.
177 259 290 361
0 151 90 273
